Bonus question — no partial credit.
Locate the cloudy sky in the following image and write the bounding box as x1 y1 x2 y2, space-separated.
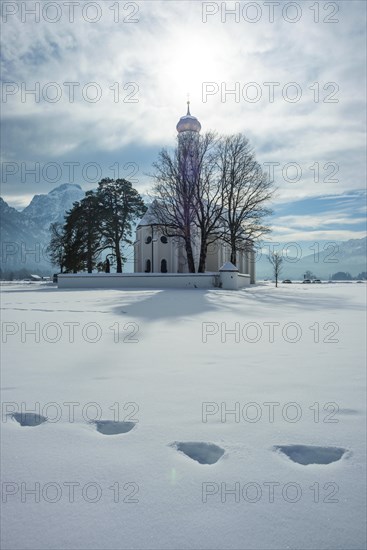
1 0 366 248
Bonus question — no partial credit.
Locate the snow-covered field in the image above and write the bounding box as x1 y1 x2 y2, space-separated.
1 282 366 550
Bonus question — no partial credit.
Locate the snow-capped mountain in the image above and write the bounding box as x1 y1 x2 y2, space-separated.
21 184 85 232
1 185 366 278
0 184 85 274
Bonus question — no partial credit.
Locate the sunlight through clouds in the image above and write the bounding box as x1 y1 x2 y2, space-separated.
1 0 366 244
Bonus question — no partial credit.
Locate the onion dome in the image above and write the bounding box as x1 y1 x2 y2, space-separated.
176 101 201 133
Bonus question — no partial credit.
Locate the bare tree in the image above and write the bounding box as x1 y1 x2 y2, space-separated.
304 270 316 280
150 132 274 273
151 133 218 273
191 132 226 272
218 134 274 266
268 251 284 287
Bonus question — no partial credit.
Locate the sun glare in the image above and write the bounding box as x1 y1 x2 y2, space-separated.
160 32 228 104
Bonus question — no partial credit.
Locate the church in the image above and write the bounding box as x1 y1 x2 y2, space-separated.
134 104 256 283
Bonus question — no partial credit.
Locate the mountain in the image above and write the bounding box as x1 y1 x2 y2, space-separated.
1 186 366 279
22 184 85 232
255 237 367 280
0 184 85 275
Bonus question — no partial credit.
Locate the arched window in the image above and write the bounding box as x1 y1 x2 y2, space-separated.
145 259 151 273
161 259 168 273
145 236 152 244
160 236 168 244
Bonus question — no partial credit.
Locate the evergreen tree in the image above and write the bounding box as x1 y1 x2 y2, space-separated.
63 192 104 273
63 202 87 273
96 178 146 273
46 222 66 273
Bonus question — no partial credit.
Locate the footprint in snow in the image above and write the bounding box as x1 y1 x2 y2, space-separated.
92 420 136 435
10 412 47 427
172 441 225 464
274 444 348 465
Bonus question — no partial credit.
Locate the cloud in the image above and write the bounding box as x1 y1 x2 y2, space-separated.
275 213 366 229
268 227 367 243
0 0 366 242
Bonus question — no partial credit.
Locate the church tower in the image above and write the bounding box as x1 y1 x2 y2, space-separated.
176 101 201 188
175 102 202 271
134 103 255 281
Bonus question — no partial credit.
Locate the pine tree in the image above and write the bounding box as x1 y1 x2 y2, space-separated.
97 178 146 273
63 192 104 273
47 222 66 272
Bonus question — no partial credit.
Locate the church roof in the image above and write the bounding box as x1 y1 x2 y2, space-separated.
176 102 201 133
219 262 239 272
136 201 160 227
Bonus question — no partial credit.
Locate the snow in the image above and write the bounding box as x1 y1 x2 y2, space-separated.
219 261 239 271
1 282 366 550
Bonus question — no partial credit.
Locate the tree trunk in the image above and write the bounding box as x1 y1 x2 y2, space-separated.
230 248 237 266
87 240 93 273
116 246 122 273
198 240 207 273
184 239 196 273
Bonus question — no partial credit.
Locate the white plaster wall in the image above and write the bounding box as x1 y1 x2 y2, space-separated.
134 227 255 282
58 273 218 290
238 274 251 288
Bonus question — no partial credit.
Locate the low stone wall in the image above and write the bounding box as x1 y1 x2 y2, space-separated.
238 274 251 289
57 269 252 290
58 272 220 290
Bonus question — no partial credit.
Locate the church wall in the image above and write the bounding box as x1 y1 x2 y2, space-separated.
206 242 219 272
59 272 219 289
135 226 180 273
134 229 255 280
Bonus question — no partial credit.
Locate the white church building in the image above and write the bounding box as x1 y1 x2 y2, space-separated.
134 104 256 283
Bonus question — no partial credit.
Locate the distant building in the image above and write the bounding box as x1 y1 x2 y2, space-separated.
134 104 255 282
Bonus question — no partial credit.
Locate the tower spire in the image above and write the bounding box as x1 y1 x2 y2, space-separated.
176 95 201 133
